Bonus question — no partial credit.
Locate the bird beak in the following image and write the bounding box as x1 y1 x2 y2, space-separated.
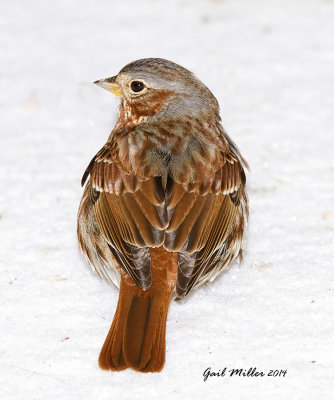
93 76 123 97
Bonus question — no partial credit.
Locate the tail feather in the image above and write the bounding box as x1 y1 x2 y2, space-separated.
98 287 130 371
99 248 177 373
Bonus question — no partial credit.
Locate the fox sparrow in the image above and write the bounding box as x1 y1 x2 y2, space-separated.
77 58 249 373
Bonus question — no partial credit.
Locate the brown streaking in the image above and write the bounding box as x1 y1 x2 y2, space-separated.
77 58 249 373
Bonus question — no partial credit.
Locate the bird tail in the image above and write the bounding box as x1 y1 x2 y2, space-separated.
98 248 177 373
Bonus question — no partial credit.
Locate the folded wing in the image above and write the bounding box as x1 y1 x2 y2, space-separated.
80 140 248 297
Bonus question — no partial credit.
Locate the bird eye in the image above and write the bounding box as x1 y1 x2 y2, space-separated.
130 81 146 93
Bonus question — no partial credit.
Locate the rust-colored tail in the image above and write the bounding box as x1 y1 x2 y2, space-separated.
98 248 177 373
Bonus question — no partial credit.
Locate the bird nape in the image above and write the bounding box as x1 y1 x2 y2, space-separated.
77 58 249 373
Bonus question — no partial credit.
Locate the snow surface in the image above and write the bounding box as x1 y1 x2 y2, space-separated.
1 0 334 399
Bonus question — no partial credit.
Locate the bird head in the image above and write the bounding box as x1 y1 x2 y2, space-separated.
94 58 219 122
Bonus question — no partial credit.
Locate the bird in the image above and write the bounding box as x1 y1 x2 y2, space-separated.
77 58 248 373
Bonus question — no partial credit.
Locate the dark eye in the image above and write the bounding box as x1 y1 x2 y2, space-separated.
130 81 145 93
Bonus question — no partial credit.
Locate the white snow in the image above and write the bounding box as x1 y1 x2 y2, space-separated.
1 0 334 399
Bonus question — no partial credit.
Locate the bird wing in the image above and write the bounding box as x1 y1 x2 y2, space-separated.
81 144 168 290
81 140 248 297
165 151 248 298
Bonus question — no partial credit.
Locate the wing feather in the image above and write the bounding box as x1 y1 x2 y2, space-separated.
166 156 247 297
79 136 248 297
